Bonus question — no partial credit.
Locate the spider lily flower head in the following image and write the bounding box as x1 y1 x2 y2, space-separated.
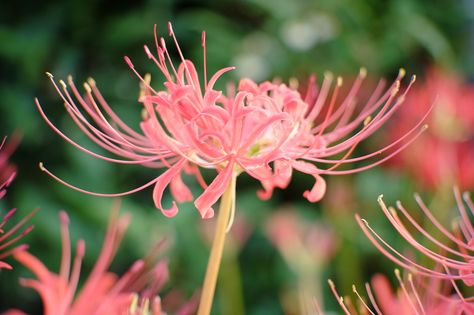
0 136 37 270
7 208 195 315
357 187 474 286
36 22 427 219
386 68 474 190
327 270 474 315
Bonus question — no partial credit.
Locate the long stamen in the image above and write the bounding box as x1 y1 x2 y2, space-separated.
63 240 85 311
352 284 375 315
365 282 382 315
168 22 194 89
328 279 352 315
39 162 160 197
394 269 420 315
124 57 159 95
202 31 207 91
408 274 426 315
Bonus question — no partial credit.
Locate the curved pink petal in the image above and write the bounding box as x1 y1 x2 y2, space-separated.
153 159 187 217
170 171 193 203
194 157 235 219
292 160 326 202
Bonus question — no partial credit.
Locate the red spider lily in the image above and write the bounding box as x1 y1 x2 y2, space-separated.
357 187 474 286
327 270 474 315
386 68 474 190
0 136 36 270
36 23 427 219
6 209 196 315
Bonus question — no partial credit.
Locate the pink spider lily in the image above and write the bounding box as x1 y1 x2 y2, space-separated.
327 270 474 315
6 209 196 315
0 136 37 270
356 187 474 286
36 22 427 219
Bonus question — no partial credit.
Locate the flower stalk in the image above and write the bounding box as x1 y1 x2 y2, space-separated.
198 173 236 315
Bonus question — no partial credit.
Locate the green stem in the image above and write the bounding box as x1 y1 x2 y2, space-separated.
197 174 236 315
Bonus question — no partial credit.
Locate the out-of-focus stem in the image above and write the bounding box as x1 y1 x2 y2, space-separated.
298 270 320 315
219 246 246 315
197 174 236 315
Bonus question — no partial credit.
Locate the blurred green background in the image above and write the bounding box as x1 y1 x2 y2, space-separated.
0 0 473 313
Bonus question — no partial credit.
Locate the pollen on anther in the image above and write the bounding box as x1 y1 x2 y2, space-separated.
337 76 343 87
398 68 406 78
83 83 92 93
363 116 372 126
87 77 96 86
59 80 67 89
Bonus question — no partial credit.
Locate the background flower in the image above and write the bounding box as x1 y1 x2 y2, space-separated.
6 208 196 315
0 136 36 270
386 68 474 190
328 271 474 315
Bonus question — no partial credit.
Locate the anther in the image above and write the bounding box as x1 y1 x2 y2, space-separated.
83 82 92 93
398 68 406 78
124 56 134 69
85 78 95 87
363 116 372 126
337 76 343 86
144 45 153 59
59 80 67 89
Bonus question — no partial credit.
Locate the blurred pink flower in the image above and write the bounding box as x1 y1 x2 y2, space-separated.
0 136 36 270
265 209 338 268
357 187 474 286
6 209 196 315
328 270 474 315
0 136 18 199
386 68 474 190
37 23 425 219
